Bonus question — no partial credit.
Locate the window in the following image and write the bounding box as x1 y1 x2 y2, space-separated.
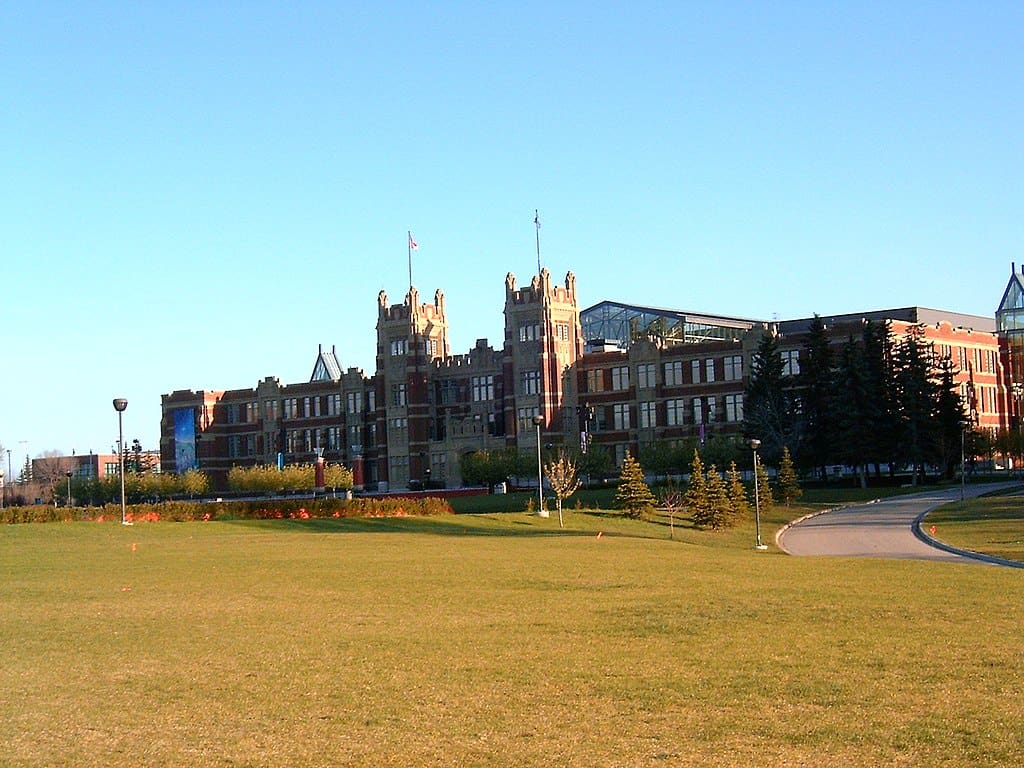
666 399 686 426
391 384 407 406
327 394 342 416
312 397 322 417
245 402 258 423
519 323 540 342
345 425 359 448
440 379 458 405
555 323 570 341
637 363 656 389
517 406 539 433
346 392 362 414
693 398 704 425
707 395 717 422
367 391 376 412
472 375 494 402
390 338 407 356
725 394 744 422
283 398 298 419
327 426 342 450
586 368 605 393
302 397 311 417
725 355 743 381
639 401 657 428
521 370 541 395
264 399 278 420
612 403 630 430
614 444 629 467
705 359 716 383
611 366 630 391
228 435 241 458
424 338 439 357
664 361 683 386
781 350 800 376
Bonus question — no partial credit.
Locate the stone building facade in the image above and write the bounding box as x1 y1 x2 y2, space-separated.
160 268 1009 490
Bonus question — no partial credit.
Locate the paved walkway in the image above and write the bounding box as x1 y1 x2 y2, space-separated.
777 482 1023 567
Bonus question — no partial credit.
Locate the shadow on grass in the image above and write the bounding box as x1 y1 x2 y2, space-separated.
219 512 642 538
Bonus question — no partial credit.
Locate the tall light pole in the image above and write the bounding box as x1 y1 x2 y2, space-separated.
532 414 547 517
113 398 130 525
959 419 969 505
750 438 767 550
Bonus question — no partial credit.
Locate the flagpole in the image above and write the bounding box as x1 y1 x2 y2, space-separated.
534 210 541 276
408 230 413 291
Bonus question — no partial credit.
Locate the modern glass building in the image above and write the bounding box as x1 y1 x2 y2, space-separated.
580 300 758 350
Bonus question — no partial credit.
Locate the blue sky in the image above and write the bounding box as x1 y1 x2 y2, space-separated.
1 1 1021 463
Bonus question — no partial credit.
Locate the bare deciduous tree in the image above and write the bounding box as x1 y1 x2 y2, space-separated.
543 450 582 528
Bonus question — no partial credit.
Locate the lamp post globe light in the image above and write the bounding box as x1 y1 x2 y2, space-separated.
532 414 547 518
112 398 130 525
750 438 767 550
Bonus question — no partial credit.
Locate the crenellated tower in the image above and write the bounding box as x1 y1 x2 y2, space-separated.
502 269 584 447
376 286 450 489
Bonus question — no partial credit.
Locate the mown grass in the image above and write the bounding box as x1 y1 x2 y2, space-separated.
2 511 1022 767
925 490 1024 563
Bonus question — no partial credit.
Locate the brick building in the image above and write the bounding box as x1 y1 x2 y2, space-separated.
160 267 1009 490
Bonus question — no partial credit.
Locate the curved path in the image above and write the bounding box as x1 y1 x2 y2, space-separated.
777 482 1023 566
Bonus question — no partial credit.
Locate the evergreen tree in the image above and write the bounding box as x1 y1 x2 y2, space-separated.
776 446 802 505
743 329 795 464
726 461 753 519
754 461 774 514
893 324 938 484
613 453 657 519
833 335 872 486
703 464 736 529
684 450 711 527
862 319 899 477
933 355 967 480
797 315 835 475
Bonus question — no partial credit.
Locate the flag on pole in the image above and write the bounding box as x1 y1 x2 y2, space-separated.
408 232 419 251
534 211 541 230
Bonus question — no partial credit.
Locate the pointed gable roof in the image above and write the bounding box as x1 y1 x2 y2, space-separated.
310 345 342 382
997 266 1024 316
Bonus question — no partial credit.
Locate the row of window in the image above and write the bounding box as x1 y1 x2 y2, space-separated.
518 322 572 342
581 395 744 431
269 392 377 421
585 355 748 393
390 337 442 357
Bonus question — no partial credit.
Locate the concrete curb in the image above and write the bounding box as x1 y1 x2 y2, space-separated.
912 512 1024 569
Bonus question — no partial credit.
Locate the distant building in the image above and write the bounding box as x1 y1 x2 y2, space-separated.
160 267 1009 490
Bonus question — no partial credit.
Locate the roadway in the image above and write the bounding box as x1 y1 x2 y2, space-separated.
777 482 1023 567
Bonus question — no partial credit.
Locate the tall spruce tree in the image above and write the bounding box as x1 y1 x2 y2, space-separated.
684 451 711 527
776 446 802 505
743 329 795 464
933 354 968 480
893 324 938 484
726 461 753 519
797 315 835 476
834 335 873 486
862 319 899 478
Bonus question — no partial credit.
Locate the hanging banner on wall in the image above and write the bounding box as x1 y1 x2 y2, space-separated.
174 408 198 471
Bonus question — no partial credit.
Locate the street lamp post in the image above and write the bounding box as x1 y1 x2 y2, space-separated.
959 419 969 505
532 414 547 517
113 398 130 525
750 439 767 550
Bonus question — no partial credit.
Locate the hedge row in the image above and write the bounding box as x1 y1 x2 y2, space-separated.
1 496 454 525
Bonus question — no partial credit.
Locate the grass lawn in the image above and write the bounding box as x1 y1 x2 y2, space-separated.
924 489 1024 564
2 509 1022 767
